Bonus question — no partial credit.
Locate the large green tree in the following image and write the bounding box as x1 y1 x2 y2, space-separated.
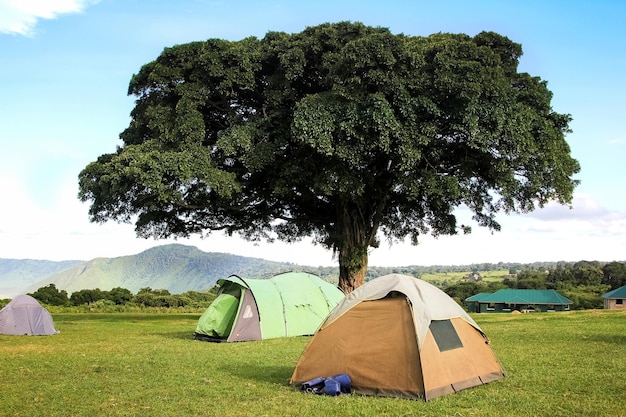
79 22 579 292
602 262 626 290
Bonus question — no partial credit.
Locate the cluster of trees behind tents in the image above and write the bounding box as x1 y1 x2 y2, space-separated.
5 260 624 311
0 286 217 310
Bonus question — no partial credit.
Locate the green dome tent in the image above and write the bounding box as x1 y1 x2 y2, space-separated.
194 272 344 342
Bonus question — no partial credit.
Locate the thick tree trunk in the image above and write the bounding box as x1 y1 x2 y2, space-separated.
338 246 368 293
335 204 373 293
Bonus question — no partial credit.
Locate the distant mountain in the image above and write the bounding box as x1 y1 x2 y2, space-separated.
4 244 585 299
0 258 84 298
20 244 304 296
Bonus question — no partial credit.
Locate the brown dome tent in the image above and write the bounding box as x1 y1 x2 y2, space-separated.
290 274 504 400
0 295 59 336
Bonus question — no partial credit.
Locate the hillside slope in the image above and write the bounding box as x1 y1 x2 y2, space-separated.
23 244 302 295
0 259 84 298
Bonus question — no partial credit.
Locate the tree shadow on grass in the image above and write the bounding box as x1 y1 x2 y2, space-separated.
157 331 301 385
218 362 295 385
161 330 197 340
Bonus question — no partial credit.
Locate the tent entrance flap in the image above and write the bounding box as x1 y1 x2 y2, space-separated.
194 286 241 339
227 288 262 342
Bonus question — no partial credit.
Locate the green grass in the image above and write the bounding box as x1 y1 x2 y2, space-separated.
421 269 510 284
1 310 625 417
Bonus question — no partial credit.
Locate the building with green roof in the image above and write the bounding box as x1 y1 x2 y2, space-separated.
465 289 573 313
602 285 626 310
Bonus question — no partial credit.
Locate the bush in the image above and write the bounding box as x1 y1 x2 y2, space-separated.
29 284 69 306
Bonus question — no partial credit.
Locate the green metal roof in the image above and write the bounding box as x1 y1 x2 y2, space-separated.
603 285 626 299
465 292 492 302
466 289 573 305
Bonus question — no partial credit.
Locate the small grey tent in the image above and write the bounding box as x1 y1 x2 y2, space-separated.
0 295 59 336
194 272 344 342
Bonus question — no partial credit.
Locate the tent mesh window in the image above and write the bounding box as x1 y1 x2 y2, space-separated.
429 319 463 352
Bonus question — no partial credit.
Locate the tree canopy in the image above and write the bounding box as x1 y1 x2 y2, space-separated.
29 284 69 306
78 22 580 292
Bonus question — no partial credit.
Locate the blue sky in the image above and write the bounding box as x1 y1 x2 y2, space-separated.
0 0 624 266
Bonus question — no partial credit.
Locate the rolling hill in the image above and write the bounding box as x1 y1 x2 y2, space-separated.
0 258 84 298
2 244 312 297
4 244 592 299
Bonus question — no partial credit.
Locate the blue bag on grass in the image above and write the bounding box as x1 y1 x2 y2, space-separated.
324 377 341 396
301 377 325 394
330 373 351 393
301 373 351 396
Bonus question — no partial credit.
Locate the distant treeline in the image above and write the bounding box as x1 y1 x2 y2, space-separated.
307 260 622 282
3 260 624 312
0 285 218 310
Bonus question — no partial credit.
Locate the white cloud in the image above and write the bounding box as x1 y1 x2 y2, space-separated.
520 193 626 235
1 175 625 266
0 0 99 36
0 172 337 264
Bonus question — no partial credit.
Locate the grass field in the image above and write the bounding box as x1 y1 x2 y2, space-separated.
420 269 511 285
1 310 625 417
